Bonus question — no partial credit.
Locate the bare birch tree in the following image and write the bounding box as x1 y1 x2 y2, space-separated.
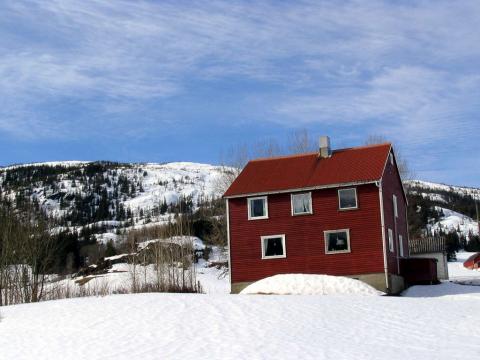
364 134 414 181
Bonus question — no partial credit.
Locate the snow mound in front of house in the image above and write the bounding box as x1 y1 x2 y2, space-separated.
240 274 383 295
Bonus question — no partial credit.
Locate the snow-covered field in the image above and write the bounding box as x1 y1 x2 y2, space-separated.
2 252 480 359
1 285 479 360
50 240 229 296
446 251 480 285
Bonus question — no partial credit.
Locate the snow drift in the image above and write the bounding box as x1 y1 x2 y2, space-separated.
240 274 382 295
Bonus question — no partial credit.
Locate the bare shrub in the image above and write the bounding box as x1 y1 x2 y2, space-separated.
126 217 202 294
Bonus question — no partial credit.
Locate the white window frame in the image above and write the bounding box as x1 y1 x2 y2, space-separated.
291 192 313 216
393 194 398 218
389 153 394 165
261 234 286 259
247 196 268 220
324 229 351 254
399 235 404 257
388 228 394 252
338 188 358 210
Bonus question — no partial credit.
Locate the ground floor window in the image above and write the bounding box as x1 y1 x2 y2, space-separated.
261 234 286 259
399 235 404 257
324 229 351 254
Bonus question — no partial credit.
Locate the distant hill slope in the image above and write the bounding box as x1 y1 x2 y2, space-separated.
1 162 478 244
0 161 227 243
404 180 479 241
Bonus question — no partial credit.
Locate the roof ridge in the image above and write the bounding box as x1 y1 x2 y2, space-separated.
334 142 392 152
249 142 391 163
250 152 317 162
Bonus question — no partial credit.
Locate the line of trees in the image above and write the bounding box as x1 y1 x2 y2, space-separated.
0 196 57 305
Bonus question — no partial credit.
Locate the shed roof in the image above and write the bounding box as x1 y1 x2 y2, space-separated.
223 143 392 198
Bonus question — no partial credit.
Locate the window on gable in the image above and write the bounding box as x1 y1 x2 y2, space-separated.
393 194 398 218
338 188 358 210
248 196 268 220
388 228 394 252
389 153 394 165
261 235 286 259
324 229 351 254
291 192 312 215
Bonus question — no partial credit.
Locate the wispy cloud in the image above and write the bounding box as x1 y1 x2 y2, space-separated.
0 0 479 184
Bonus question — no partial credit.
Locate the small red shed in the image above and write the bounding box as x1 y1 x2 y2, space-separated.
224 137 409 294
463 253 480 270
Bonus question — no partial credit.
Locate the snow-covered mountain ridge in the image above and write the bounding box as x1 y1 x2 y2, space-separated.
405 180 480 199
1 162 478 242
0 161 228 243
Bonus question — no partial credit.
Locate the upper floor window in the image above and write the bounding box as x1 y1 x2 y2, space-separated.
324 229 351 254
389 153 394 165
248 196 268 220
291 192 312 215
393 194 398 218
338 188 358 210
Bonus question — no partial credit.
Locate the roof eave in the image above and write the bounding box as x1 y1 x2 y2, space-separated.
223 179 380 199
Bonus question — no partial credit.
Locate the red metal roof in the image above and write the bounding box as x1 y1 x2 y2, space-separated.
464 253 480 269
224 143 392 198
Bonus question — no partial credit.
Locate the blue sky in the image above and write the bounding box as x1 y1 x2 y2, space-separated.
0 1 479 187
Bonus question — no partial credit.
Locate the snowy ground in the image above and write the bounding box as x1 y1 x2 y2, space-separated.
1 286 480 360
446 251 480 285
2 252 480 359
47 239 229 296
240 274 382 295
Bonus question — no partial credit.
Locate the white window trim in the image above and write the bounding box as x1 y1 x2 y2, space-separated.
399 235 404 257
388 228 394 252
338 188 358 210
291 192 313 216
393 194 398 218
324 229 351 254
247 196 268 220
261 234 286 259
389 153 394 165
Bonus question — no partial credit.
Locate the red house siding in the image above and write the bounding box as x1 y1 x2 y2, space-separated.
229 183 385 284
381 155 408 276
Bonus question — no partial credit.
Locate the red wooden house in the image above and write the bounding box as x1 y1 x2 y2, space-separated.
223 137 409 294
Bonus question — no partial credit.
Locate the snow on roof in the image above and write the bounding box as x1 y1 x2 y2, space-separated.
240 274 383 295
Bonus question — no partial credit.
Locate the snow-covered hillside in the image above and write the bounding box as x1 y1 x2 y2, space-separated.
0 161 230 244
406 179 479 240
431 207 478 239
1 161 225 218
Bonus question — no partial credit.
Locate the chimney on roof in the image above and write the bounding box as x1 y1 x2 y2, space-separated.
319 136 331 158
